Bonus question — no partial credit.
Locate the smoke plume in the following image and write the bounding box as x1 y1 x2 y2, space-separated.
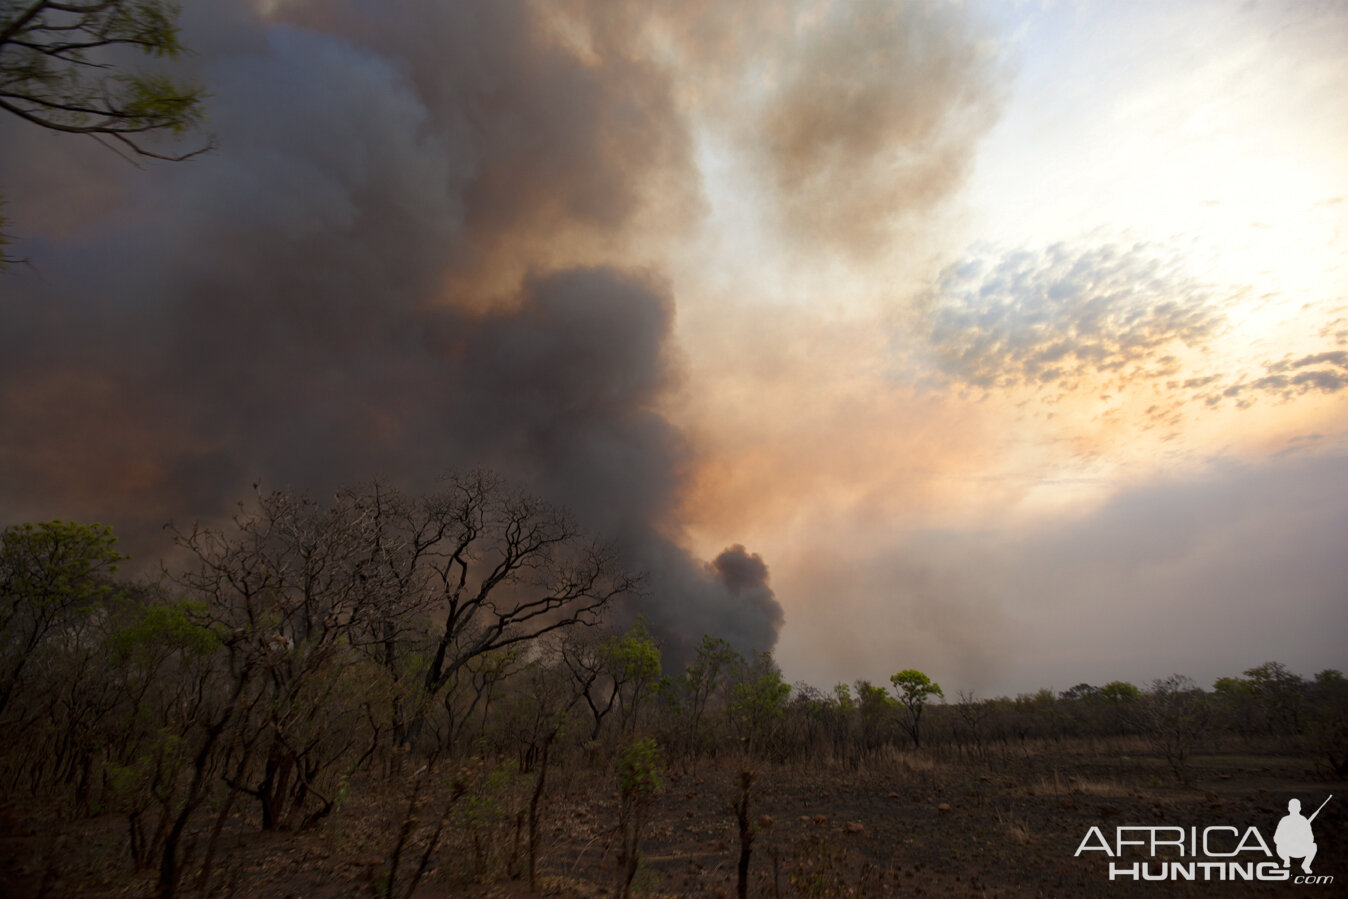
0 0 784 659
0 0 1009 664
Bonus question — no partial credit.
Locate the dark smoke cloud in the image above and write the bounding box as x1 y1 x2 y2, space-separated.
0 0 779 660
710 545 782 638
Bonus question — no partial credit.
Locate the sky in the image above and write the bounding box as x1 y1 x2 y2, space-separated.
1 0 1345 697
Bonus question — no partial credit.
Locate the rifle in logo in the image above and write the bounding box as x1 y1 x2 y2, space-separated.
1275 794 1331 875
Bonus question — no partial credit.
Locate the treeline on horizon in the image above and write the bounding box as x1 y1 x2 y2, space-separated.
2 475 1345 897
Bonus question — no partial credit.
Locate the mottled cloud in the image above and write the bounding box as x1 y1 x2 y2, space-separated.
918 241 1226 391
913 240 1348 429
1212 351 1348 406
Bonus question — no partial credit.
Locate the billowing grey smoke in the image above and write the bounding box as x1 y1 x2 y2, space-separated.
0 0 780 660
709 546 782 645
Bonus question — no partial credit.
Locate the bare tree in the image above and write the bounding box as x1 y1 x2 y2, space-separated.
416 472 640 700
169 473 638 765
168 486 403 832
1141 674 1208 786
954 689 990 761
561 619 661 742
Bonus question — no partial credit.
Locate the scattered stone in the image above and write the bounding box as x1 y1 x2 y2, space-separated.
757 814 773 829
887 792 901 799
846 821 866 834
937 803 952 815
813 814 828 826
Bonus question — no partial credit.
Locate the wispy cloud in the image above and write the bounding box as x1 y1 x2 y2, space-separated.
917 241 1225 392
1207 351 1348 407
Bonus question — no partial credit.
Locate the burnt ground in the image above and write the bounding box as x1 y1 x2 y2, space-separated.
2 740 1344 897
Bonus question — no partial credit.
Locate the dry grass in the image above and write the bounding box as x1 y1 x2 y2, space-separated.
994 807 1033 844
1068 775 1127 797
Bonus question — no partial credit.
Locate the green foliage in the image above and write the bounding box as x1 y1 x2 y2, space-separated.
1 519 126 604
101 726 188 808
889 669 943 748
110 599 218 662
669 633 738 755
605 618 662 684
458 763 515 830
853 680 894 748
605 617 663 733
729 652 791 753
0 0 209 264
1098 681 1140 703
0 1 206 140
890 669 943 706
617 737 661 799
854 681 892 708
616 738 661 898
0 520 128 716
685 634 737 697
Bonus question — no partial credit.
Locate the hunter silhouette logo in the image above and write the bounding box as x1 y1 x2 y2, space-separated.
1075 794 1335 885
1275 795 1331 875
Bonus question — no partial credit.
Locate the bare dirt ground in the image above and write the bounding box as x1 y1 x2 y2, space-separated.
3 740 1343 897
